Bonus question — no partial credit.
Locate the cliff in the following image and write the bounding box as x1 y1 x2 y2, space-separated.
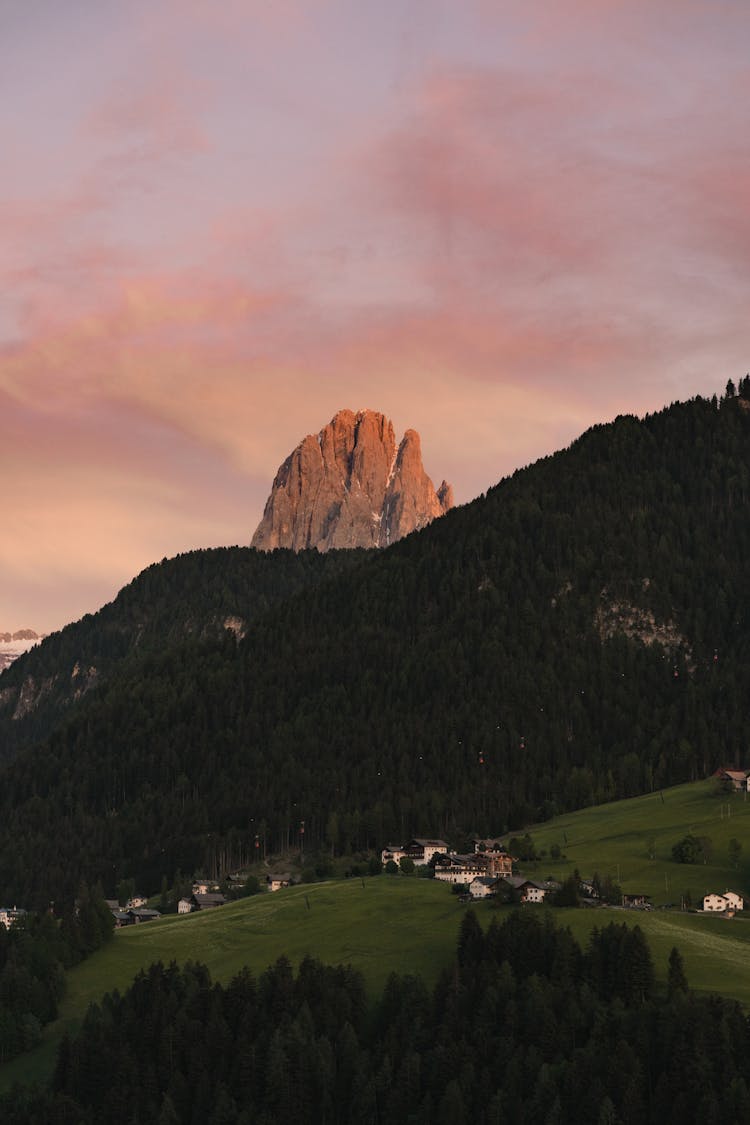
251 409 453 551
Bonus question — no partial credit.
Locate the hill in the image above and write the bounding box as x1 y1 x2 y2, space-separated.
0 546 366 762
510 778 750 906
1 387 750 906
5 876 750 1095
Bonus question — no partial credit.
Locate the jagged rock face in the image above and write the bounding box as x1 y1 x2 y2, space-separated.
251 409 453 551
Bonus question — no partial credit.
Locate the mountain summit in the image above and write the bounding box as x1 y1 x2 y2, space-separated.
251 409 453 551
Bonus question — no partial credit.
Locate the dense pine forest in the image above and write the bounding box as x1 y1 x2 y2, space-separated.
0 547 366 763
3 909 748 1124
0 386 749 906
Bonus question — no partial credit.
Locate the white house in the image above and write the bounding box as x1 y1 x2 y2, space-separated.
499 876 559 903
469 876 498 899
267 874 291 892
704 891 744 912
178 898 194 914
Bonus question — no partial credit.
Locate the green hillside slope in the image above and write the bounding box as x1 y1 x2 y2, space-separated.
5 874 750 1095
1 389 750 906
514 779 750 906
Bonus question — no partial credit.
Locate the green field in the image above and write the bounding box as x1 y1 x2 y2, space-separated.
512 778 750 906
4 779 750 1094
0 877 466 1092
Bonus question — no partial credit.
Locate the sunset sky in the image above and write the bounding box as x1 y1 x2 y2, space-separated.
2 0 749 632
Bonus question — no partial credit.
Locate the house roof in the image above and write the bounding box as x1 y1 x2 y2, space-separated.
471 876 497 886
193 893 226 906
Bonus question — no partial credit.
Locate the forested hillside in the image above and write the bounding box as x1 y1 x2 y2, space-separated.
1 387 749 907
0 547 367 761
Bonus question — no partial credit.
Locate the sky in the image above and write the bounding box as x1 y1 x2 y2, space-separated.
2 0 749 632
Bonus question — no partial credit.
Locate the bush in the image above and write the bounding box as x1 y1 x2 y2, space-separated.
672 835 712 864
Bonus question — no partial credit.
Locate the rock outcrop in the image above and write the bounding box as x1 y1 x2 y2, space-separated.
251 409 453 551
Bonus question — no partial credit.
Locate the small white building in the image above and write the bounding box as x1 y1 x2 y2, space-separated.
724 891 744 911
267 874 291 892
178 898 194 914
469 876 498 899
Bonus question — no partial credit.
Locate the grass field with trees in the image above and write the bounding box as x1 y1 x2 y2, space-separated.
4 787 750 1093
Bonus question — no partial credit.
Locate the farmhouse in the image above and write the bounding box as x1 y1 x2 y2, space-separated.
713 767 750 791
127 907 161 924
0 906 26 929
703 891 744 913
267 874 291 892
499 876 559 903
469 876 500 899
191 892 227 910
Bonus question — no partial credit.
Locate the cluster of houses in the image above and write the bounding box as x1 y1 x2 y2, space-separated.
105 895 162 928
381 837 562 904
380 838 748 915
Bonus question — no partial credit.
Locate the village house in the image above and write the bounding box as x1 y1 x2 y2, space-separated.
713 767 750 791
190 892 227 911
178 897 194 914
266 874 291 892
192 880 220 895
0 906 26 929
433 853 487 884
704 890 744 913
473 838 514 877
621 893 652 909
128 907 161 924
468 875 499 899
499 876 559 903
381 838 449 867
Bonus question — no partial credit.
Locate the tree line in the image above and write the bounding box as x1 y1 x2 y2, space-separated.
0 886 113 1064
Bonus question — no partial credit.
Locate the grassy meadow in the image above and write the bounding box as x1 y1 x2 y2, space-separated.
512 778 750 906
4 778 750 1093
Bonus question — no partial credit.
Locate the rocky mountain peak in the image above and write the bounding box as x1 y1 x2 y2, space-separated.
251 409 453 552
